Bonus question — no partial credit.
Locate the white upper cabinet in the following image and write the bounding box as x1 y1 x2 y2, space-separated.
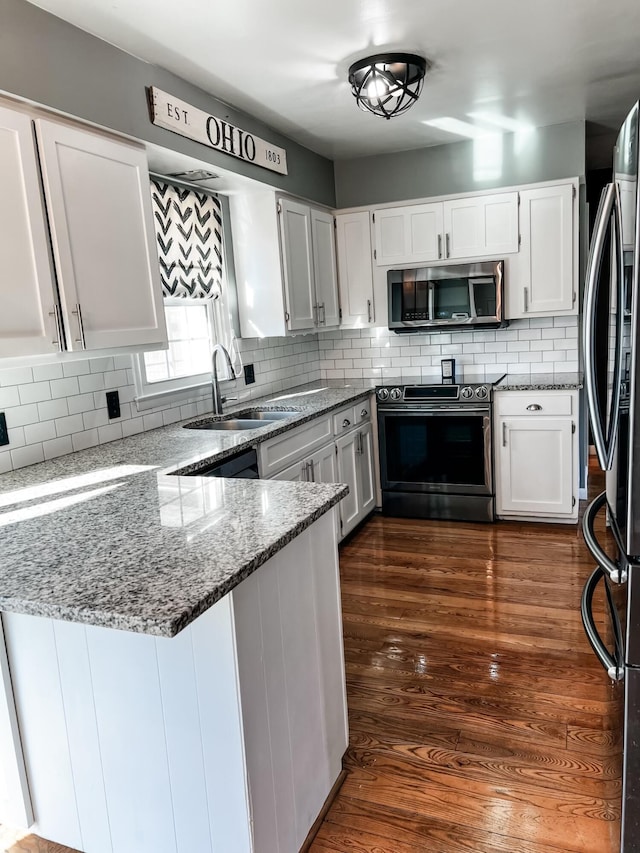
335 211 375 328
231 192 340 337
279 198 316 331
372 192 518 267
0 106 60 359
443 192 519 259
36 119 167 352
310 208 340 328
505 183 576 319
374 202 443 266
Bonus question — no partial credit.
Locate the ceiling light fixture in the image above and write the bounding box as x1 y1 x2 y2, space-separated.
348 53 428 120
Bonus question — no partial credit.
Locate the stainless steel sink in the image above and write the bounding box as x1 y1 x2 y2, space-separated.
234 410 297 421
185 419 272 431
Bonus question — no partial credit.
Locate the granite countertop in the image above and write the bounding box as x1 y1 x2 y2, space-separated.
0 383 371 637
496 372 583 392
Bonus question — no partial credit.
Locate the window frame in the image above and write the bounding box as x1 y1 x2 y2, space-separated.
133 298 217 410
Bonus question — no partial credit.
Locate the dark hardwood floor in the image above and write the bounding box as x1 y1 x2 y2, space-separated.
310 468 623 853
2 468 622 853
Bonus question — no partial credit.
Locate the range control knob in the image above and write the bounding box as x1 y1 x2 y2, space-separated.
475 385 488 400
389 387 403 401
377 388 389 401
460 386 474 399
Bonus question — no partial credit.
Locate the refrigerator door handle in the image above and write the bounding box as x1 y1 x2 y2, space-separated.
606 181 626 467
581 565 625 681
584 182 617 470
582 490 628 583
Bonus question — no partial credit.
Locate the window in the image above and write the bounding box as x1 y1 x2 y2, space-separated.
134 180 240 408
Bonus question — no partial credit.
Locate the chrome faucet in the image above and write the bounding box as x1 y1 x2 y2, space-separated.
211 344 235 415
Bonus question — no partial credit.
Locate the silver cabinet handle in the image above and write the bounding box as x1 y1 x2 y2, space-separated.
319 303 326 325
367 299 372 324
445 233 450 258
437 234 442 259
523 287 529 313
356 432 363 455
48 304 63 351
301 461 308 481
312 303 319 326
502 422 507 447
342 418 351 428
526 404 542 411
361 408 368 418
309 459 315 481
72 303 86 349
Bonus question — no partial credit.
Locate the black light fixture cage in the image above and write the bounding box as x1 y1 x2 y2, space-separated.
348 53 428 120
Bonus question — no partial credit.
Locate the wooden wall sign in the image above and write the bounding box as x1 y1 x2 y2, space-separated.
148 87 288 176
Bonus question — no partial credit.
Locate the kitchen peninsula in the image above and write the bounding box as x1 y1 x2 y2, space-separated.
0 386 372 853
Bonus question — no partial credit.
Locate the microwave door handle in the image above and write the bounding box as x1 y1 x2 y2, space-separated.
582 490 628 583
584 182 616 469
468 280 477 318
581 566 625 681
428 281 435 321
605 183 626 469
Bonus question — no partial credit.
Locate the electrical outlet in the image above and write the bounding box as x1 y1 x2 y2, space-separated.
244 363 256 385
106 390 121 419
0 413 8 446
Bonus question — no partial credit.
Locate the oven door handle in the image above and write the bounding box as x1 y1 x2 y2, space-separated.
580 565 625 681
582 490 628 583
379 406 491 414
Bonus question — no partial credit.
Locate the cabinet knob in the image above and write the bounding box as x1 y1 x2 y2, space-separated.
526 404 542 411
361 408 368 417
342 418 351 428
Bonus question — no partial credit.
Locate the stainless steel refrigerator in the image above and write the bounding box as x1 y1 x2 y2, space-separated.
583 100 640 852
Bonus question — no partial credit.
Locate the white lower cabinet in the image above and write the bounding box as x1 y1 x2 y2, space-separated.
2 512 347 853
494 391 578 521
262 400 376 540
336 421 376 538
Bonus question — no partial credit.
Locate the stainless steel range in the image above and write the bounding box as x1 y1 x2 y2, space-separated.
376 376 505 522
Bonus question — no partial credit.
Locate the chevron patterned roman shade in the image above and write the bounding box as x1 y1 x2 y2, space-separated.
150 179 223 299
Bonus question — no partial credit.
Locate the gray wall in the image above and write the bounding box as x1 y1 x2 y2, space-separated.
334 121 586 208
0 0 335 206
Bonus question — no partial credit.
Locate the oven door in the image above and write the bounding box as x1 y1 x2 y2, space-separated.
378 406 492 496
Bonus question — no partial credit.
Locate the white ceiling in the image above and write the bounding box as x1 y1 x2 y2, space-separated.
29 0 640 159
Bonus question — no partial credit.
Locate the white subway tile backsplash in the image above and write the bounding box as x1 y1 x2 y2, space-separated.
0 367 33 387
79 373 105 394
32 363 64 382
42 435 73 460
3 404 40 427
11 444 44 470
50 377 81 399
97 423 123 444
67 393 97 415
38 398 69 421
62 361 91 377
55 414 85 437
72 429 99 452
0 386 20 408
24 420 56 444
0 451 12 475
19 382 51 405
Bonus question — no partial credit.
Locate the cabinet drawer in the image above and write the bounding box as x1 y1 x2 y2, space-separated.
355 397 373 424
333 406 357 435
495 392 574 417
259 416 332 477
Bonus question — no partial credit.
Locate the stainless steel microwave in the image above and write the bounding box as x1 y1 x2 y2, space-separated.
387 260 507 332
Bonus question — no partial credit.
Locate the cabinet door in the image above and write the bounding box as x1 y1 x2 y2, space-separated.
335 212 375 327
507 184 575 318
443 192 518 259
35 120 166 352
335 430 360 538
308 442 337 485
496 417 574 516
374 203 443 266
0 107 60 358
270 458 309 482
311 209 340 328
357 422 376 518
278 198 315 331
